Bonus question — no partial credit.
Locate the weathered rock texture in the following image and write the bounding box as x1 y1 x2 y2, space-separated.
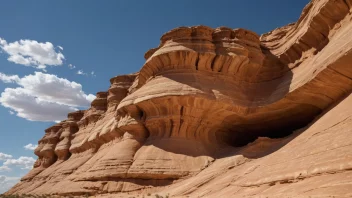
6 0 352 197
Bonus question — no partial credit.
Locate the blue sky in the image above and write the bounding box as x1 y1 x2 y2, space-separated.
0 0 309 193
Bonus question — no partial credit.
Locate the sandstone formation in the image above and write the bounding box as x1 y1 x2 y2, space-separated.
6 0 352 197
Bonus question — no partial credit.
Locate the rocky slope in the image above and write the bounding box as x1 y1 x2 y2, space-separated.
6 0 352 197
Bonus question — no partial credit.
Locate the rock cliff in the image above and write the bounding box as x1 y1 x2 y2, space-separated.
6 0 352 197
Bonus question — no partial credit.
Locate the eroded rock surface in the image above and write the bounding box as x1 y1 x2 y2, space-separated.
6 0 352 197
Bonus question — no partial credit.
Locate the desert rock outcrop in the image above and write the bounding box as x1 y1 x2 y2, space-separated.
6 0 352 197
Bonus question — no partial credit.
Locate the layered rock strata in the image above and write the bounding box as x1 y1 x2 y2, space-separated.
6 0 352 197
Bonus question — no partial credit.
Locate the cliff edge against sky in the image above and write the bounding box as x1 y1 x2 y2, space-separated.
6 0 352 197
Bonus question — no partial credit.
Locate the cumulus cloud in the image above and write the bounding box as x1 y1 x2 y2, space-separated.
8 111 14 115
24 144 38 151
0 38 6 46
15 72 95 106
0 38 65 70
68 64 76 69
57 45 63 51
3 156 36 170
0 73 20 83
0 153 13 173
0 166 10 172
0 88 77 121
0 175 20 194
0 154 35 192
0 72 95 122
0 153 12 161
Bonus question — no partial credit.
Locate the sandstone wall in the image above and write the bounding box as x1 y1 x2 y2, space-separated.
6 0 352 197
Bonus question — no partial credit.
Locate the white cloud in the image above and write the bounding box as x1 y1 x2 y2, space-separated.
15 72 95 106
0 73 20 83
0 38 65 70
0 175 21 194
0 166 10 172
77 69 87 75
0 153 12 161
3 156 36 170
8 111 14 115
1 87 78 122
77 70 96 77
0 72 95 122
24 144 37 151
0 152 12 173
0 153 35 173
0 38 7 46
0 154 35 193
57 45 63 51
68 64 76 69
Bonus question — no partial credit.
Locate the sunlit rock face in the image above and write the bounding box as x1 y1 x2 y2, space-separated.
117 27 272 178
34 124 62 168
55 111 84 160
7 0 352 197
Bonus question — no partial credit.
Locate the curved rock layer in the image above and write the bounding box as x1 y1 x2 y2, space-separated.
6 0 352 197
